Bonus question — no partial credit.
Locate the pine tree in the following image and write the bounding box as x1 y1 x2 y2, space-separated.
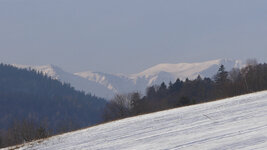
214 65 230 97
214 65 228 85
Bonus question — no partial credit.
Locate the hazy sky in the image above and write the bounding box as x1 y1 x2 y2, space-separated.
0 0 267 74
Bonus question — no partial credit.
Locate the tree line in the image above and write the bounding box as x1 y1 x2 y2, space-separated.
103 60 267 122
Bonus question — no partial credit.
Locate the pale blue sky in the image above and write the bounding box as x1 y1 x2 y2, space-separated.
0 0 267 74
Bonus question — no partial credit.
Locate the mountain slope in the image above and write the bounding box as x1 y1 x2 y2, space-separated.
13 59 243 99
11 91 267 150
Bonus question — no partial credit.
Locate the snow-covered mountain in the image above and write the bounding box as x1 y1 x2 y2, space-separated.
8 91 267 149
74 59 243 98
13 59 244 99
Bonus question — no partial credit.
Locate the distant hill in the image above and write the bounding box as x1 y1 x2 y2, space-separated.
0 64 107 130
14 59 243 99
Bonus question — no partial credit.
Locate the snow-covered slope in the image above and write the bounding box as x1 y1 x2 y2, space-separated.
13 59 243 99
10 91 267 150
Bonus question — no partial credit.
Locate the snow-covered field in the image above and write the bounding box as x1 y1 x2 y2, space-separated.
7 91 267 150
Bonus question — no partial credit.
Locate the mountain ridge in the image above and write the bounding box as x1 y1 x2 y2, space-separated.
12 59 244 99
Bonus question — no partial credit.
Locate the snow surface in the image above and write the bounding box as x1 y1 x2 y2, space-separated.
8 91 267 150
12 59 243 99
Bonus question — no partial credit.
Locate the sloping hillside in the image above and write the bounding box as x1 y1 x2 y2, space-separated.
11 91 267 150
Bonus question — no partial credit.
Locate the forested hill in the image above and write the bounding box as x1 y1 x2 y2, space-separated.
0 63 107 130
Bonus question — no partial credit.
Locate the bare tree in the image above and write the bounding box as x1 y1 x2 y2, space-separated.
130 92 142 115
246 58 258 67
229 68 240 82
103 94 132 122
